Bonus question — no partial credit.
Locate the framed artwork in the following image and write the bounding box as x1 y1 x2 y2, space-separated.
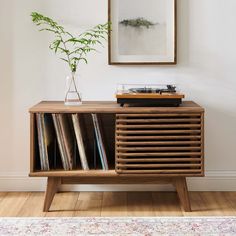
108 0 177 65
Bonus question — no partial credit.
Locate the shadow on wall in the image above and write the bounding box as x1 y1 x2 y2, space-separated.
176 0 236 173
204 105 236 171
177 0 190 66
0 0 14 159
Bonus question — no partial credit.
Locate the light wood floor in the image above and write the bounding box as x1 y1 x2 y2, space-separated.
0 192 236 217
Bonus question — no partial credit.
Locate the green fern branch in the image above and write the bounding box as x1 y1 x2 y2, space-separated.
31 12 111 72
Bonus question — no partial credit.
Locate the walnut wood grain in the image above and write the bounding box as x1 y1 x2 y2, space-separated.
116 169 201 174
117 158 201 163
116 130 201 135
30 113 35 173
117 141 201 146
116 118 201 123
116 135 202 140
29 101 204 113
61 177 174 185
117 163 201 168
175 177 191 212
43 177 61 212
117 152 202 157
116 93 185 99
29 170 203 178
29 100 204 212
116 124 201 129
117 147 201 151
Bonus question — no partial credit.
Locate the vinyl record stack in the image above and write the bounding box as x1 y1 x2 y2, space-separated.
36 113 109 171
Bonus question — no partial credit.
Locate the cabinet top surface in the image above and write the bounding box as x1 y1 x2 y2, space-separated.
29 101 204 113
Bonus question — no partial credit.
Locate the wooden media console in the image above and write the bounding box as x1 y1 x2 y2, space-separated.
29 101 204 212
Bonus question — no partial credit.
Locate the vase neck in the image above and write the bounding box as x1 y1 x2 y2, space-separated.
71 71 76 77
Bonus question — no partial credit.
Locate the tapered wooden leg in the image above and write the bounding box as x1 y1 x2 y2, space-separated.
175 177 191 212
43 177 61 212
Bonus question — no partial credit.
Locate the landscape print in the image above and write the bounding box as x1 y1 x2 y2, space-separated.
118 0 168 56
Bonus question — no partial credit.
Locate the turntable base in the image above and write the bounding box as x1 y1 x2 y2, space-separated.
116 93 185 107
117 98 182 107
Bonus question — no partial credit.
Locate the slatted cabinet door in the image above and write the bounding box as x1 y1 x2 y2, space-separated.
115 113 204 176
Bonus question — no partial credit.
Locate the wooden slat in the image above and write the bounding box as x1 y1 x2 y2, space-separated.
117 141 202 146
116 169 202 174
116 113 202 118
117 146 201 151
117 158 201 163
116 135 202 140
116 118 201 123
116 124 201 129
117 152 202 157
117 130 201 135
117 163 202 168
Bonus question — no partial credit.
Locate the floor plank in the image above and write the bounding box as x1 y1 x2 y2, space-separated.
0 192 7 202
152 192 183 216
201 192 236 216
127 192 155 216
223 192 236 214
0 191 236 217
45 192 79 217
101 192 127 217
0 192 30 217
74 192 102 217
183 192 208 216
17 192 45 217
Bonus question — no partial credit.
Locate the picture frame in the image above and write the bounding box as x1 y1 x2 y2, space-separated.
108 0 177 65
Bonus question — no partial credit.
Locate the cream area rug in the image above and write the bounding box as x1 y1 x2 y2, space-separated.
0 217 236 236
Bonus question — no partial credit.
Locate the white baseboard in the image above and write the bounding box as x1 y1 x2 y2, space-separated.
0 171 236 191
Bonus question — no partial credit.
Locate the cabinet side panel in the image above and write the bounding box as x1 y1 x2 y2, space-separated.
201 112 205 176
30 113 35 173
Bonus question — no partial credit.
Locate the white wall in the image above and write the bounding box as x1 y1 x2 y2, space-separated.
0 0 236 191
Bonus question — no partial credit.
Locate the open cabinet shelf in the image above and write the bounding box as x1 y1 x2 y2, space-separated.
31 112 115 172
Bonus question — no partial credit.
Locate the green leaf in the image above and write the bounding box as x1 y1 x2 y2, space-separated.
72 57 88 64
57 47 70 54
66 31 74 38
60 58 69 63
68 48 83 55
54 40 61 53
39 28 59 34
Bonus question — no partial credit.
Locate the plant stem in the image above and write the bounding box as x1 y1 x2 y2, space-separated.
75 35 93 69
59 35 74 72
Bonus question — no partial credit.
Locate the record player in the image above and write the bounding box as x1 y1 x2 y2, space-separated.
116 84 185 107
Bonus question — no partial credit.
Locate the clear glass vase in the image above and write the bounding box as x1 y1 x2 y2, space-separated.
65 72 82 106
